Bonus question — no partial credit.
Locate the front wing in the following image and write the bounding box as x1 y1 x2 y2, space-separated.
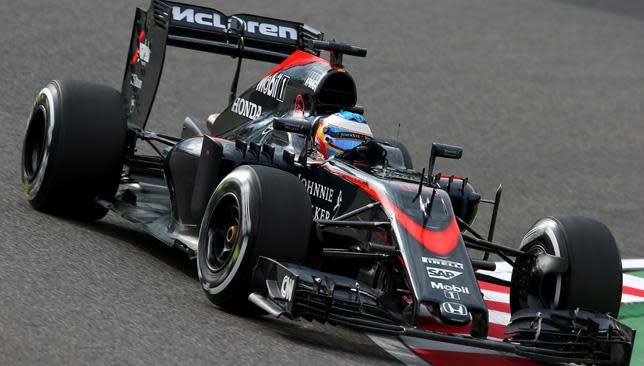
249 257 635 365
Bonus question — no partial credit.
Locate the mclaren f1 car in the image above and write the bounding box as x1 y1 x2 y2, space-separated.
20 1 634 364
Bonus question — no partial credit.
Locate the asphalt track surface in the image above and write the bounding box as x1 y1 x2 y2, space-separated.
1 0 644 365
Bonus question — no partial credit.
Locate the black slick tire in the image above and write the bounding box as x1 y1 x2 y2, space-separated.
197 165 312 311
510 216 622 316
21 80 127 220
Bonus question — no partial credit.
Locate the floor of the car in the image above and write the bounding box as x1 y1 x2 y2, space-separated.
97 174 197 254
119 181 170 220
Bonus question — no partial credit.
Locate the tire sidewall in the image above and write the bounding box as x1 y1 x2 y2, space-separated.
197 166 260 298
516 217 568 308
21 83 60 204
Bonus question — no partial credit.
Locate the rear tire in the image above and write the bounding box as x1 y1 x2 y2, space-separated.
510 216 622 316
197 165 312 311
21 80 127 220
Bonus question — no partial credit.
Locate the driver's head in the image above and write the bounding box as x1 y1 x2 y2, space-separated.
312 111 373 159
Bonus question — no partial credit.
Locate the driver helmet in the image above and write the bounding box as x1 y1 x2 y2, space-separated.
312 111 373 159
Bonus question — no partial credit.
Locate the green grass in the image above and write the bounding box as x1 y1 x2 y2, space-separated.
621 271 644 365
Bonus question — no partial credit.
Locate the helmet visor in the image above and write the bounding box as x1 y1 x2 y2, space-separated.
327 137 363 152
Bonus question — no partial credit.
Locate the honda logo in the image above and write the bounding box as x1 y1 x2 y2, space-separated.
441 302 468 316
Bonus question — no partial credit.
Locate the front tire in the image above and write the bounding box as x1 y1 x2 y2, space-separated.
21 80 127 220
197 165 312 311
510 216 622 316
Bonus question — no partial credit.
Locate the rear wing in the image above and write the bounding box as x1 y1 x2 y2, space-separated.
122 0 323 130
167 1 323 62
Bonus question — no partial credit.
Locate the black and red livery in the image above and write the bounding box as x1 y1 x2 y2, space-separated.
20 1 634 364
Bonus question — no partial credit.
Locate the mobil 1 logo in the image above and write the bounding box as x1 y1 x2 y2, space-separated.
444 289 460 300
431 281 469 295
256 72 290 102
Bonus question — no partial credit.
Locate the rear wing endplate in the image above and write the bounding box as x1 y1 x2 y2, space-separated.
122 0 323 130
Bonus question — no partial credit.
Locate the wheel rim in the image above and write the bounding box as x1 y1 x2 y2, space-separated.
205 193 241 273
521 243 560 309
23 107 47 182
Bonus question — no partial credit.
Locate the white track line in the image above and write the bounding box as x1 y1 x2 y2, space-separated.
367 334 428 365
622 259 644 272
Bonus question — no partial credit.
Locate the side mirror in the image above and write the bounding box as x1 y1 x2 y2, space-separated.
273 116 315 168
428 142 463 178
272 116 314 135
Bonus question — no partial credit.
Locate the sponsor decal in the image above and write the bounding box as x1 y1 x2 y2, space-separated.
297 174 342 220
431 281 470 295
138 42 150 65
131 31 150 66
304 71 323 90
172 5 298 41
256 72 290 102
172 6 226 29
280 275 295 301
298 175 335 203
328 131 371 141
422 257 464 269
231 97 262 119
128 96 137 114
130 74 143 89
444 290 460 300
294 94 305 113
312 206 330 220
426 266 462 281
441 302 468 316
332 190 343 218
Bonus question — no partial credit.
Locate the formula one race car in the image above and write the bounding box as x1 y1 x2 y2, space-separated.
21 1 635 364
